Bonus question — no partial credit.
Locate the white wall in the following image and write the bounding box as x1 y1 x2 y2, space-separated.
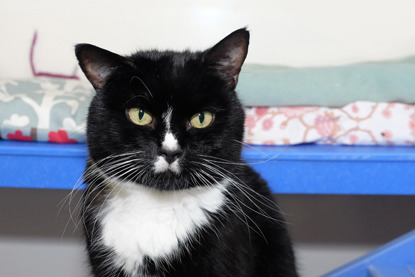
1 0 415 79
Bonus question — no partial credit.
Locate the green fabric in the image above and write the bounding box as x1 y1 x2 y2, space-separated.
238 57 415 107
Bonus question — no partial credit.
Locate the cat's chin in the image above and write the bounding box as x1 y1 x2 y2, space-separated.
145 172 206 191
126 179 211 192
112 171 212 192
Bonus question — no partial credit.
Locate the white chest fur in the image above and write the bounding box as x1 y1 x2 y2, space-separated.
99 180 228 275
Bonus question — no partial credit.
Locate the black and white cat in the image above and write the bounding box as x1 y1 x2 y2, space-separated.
76 28 298 277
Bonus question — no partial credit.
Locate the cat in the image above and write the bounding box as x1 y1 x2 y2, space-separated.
75 28 298 277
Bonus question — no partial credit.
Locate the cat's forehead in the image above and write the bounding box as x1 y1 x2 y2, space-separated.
131 50 200 71
125 52 226 111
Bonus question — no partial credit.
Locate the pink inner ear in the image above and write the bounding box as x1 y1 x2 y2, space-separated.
213 47 247 89
76 43 135 90
204 28 249 89
223 46 247 81
84 61 112 90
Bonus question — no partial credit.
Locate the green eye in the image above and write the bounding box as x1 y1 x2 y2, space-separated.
190 111 214 129
127 108 153 126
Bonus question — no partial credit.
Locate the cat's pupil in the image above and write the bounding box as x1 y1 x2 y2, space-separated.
199 113 205 123
138 109 145 120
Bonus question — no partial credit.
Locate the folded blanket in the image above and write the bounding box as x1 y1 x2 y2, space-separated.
245 103 415 145
0 78 91 143
239 57 415 107
1 78 415 145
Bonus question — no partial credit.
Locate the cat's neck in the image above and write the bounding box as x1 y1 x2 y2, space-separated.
93 166 230 275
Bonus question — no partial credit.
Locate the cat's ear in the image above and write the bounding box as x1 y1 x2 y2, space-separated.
75 44 134 90
203 28 249 89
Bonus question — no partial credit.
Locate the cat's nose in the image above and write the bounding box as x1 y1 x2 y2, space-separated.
159 148 183 164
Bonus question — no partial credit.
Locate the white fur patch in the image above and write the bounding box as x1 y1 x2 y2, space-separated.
154 152 181 174
153 156 169 173
99 179 228 275
169 159 180 174
162 107 173 131
161 108 180 152
153 155 181 174
161 132 179 152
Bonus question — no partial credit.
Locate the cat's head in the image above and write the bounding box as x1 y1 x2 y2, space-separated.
76 28 249 191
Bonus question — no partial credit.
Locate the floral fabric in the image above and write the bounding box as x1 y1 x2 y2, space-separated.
245 102 415 145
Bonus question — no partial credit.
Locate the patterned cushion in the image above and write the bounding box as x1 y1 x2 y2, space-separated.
0 78 93 143
245 103 415 145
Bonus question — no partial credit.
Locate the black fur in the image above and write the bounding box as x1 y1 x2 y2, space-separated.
76 28 298 277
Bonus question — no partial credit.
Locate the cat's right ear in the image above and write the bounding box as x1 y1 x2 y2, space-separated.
75 44 134 90
203 28 249 90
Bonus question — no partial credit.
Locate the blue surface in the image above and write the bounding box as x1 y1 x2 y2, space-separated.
368 265 415 277
0 141 415 194
0 141 87 189
246 144 415 195
323 229 415 277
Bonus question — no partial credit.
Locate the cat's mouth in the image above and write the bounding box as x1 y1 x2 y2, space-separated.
153 155 182 175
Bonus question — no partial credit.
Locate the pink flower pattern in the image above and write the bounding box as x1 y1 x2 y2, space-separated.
244 102 415 145
314 115 337 136
381 130 393 140
245 114 256 129
352 104 359 113
262 118 274 131
255 107 269 118
410 113 415 138
382 109 391 118
349 135 358 144
278 107 319 118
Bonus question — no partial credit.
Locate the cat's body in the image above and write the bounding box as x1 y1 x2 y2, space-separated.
77 28 298 277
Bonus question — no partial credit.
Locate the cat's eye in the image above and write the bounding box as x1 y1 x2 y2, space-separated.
127 108 153 126
189 111 214 129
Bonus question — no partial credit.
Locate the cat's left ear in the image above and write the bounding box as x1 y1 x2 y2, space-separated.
203 28 249 89
75 44 134 90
